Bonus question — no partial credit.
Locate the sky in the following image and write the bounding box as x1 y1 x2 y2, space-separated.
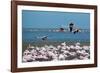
22 10 90 29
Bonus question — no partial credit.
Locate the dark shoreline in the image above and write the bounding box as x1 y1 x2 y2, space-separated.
22 41 90 52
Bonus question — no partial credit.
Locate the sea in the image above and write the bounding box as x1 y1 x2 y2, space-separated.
22 28 90 43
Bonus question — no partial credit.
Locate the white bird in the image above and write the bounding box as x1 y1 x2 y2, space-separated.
70 45 74 49
35 46 40 51
31 49 36 53
75 42 80 46
69 52 76 56
22 53 33 62
75 45 82 50
58 54 65 60
82 46 89 51
23 50 30 55
44 45 49 49
66 46 70 50
57 45 61 49
61 42 66 46
41 47 46 51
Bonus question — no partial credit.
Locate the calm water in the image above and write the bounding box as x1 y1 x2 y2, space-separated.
22 28 90 43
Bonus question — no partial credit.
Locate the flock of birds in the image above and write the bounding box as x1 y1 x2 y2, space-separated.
23 42 90 62
22 23 88 62
39 23 81 41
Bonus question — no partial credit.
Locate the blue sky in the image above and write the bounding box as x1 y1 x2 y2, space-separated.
22 10 90 29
